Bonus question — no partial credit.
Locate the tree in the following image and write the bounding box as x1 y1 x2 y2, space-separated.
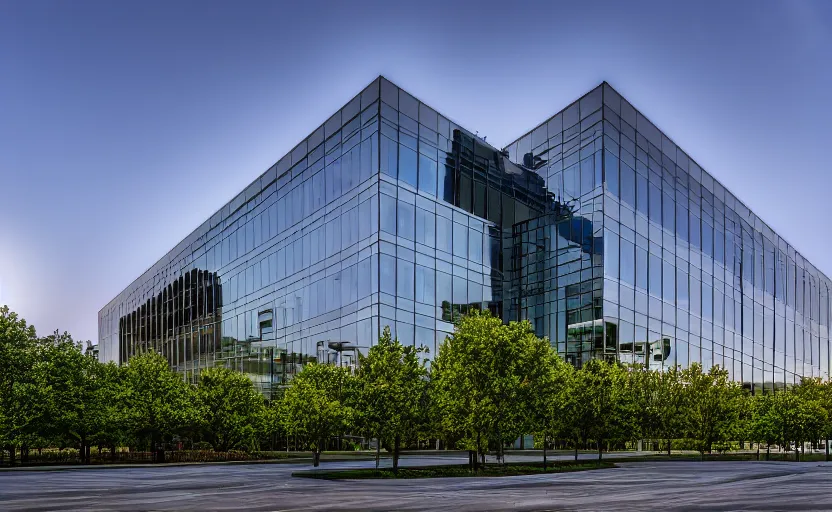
280 363 353 467
355 326 428 473
568 359 635 462
90 361 126 459
261 394 284 451
628 365 656 451
652 366 687 454
682 363 744 456
791 378 830 459
735 391 754 456
431 310 540 469
37 331 104 463
196 366 267 452
769 390 800 460
528 344 570 469
0 306 41 465
749 392 777 460
767 386 826 461
121 351 198 462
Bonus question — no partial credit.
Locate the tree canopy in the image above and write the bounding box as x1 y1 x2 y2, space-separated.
121 351 199 460
279 362 354 467
431 310 558 465
355 326 427 472
8 304 832 470
196 366 268 452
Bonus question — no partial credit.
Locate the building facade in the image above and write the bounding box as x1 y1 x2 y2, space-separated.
99 78 831 395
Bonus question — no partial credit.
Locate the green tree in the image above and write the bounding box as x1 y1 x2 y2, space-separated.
558 363 586 461
654 366 688 455
568 359 635 461
196 366 267 452
791 378 829 458
528 344 570 469
355 326 428 473
37 331 106 463
0 306 41 465
749 392 777 460
90 361 126 459
628 365 656 451
431 311 539 468
261 394 284 450
280 363 353 467
770 390 802 460
121 351 198 462
682 363 744 456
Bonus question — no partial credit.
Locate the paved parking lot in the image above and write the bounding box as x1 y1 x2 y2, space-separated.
2 456 831 511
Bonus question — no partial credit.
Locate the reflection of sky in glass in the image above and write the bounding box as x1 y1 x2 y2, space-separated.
2 0 831 342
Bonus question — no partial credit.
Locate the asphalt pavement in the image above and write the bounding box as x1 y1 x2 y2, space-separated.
1 455 831 511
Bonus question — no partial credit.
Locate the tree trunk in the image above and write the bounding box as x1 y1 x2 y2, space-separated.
9 446 15 466
475 434 481 471
313 448 320 467
111 444 117 461
597 439 603 463
756 443 760 461
153 435 165 464
375 439 380 470
574 440 579 461
667 438 671 456
826 440 829 462
543 436 547 471
767 445 770 461
393 435 400 475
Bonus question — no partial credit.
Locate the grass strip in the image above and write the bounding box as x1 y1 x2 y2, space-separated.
293 461 615 480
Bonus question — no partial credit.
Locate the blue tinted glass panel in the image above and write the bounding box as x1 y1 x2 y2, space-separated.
399 145 418 188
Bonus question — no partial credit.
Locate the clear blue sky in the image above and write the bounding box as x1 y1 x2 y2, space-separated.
1 0 830 343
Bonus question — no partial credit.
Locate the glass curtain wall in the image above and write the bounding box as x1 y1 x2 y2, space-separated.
599 82 830 391
504 85 606 368
100 77 832 395
503 82 832 391
99 79 383 396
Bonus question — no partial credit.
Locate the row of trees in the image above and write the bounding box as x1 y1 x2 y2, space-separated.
0 306 273 465
281 310 832 469
4 305 832 469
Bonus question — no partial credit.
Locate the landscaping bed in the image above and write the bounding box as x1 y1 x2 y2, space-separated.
293 461 615 480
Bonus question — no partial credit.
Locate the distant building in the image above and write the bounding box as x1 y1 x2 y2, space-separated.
84 341 98 359
99 78 831 395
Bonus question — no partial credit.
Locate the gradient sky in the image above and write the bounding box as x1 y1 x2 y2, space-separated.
1 0 830 343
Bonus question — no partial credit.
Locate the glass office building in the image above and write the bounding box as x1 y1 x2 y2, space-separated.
99 78 831 394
